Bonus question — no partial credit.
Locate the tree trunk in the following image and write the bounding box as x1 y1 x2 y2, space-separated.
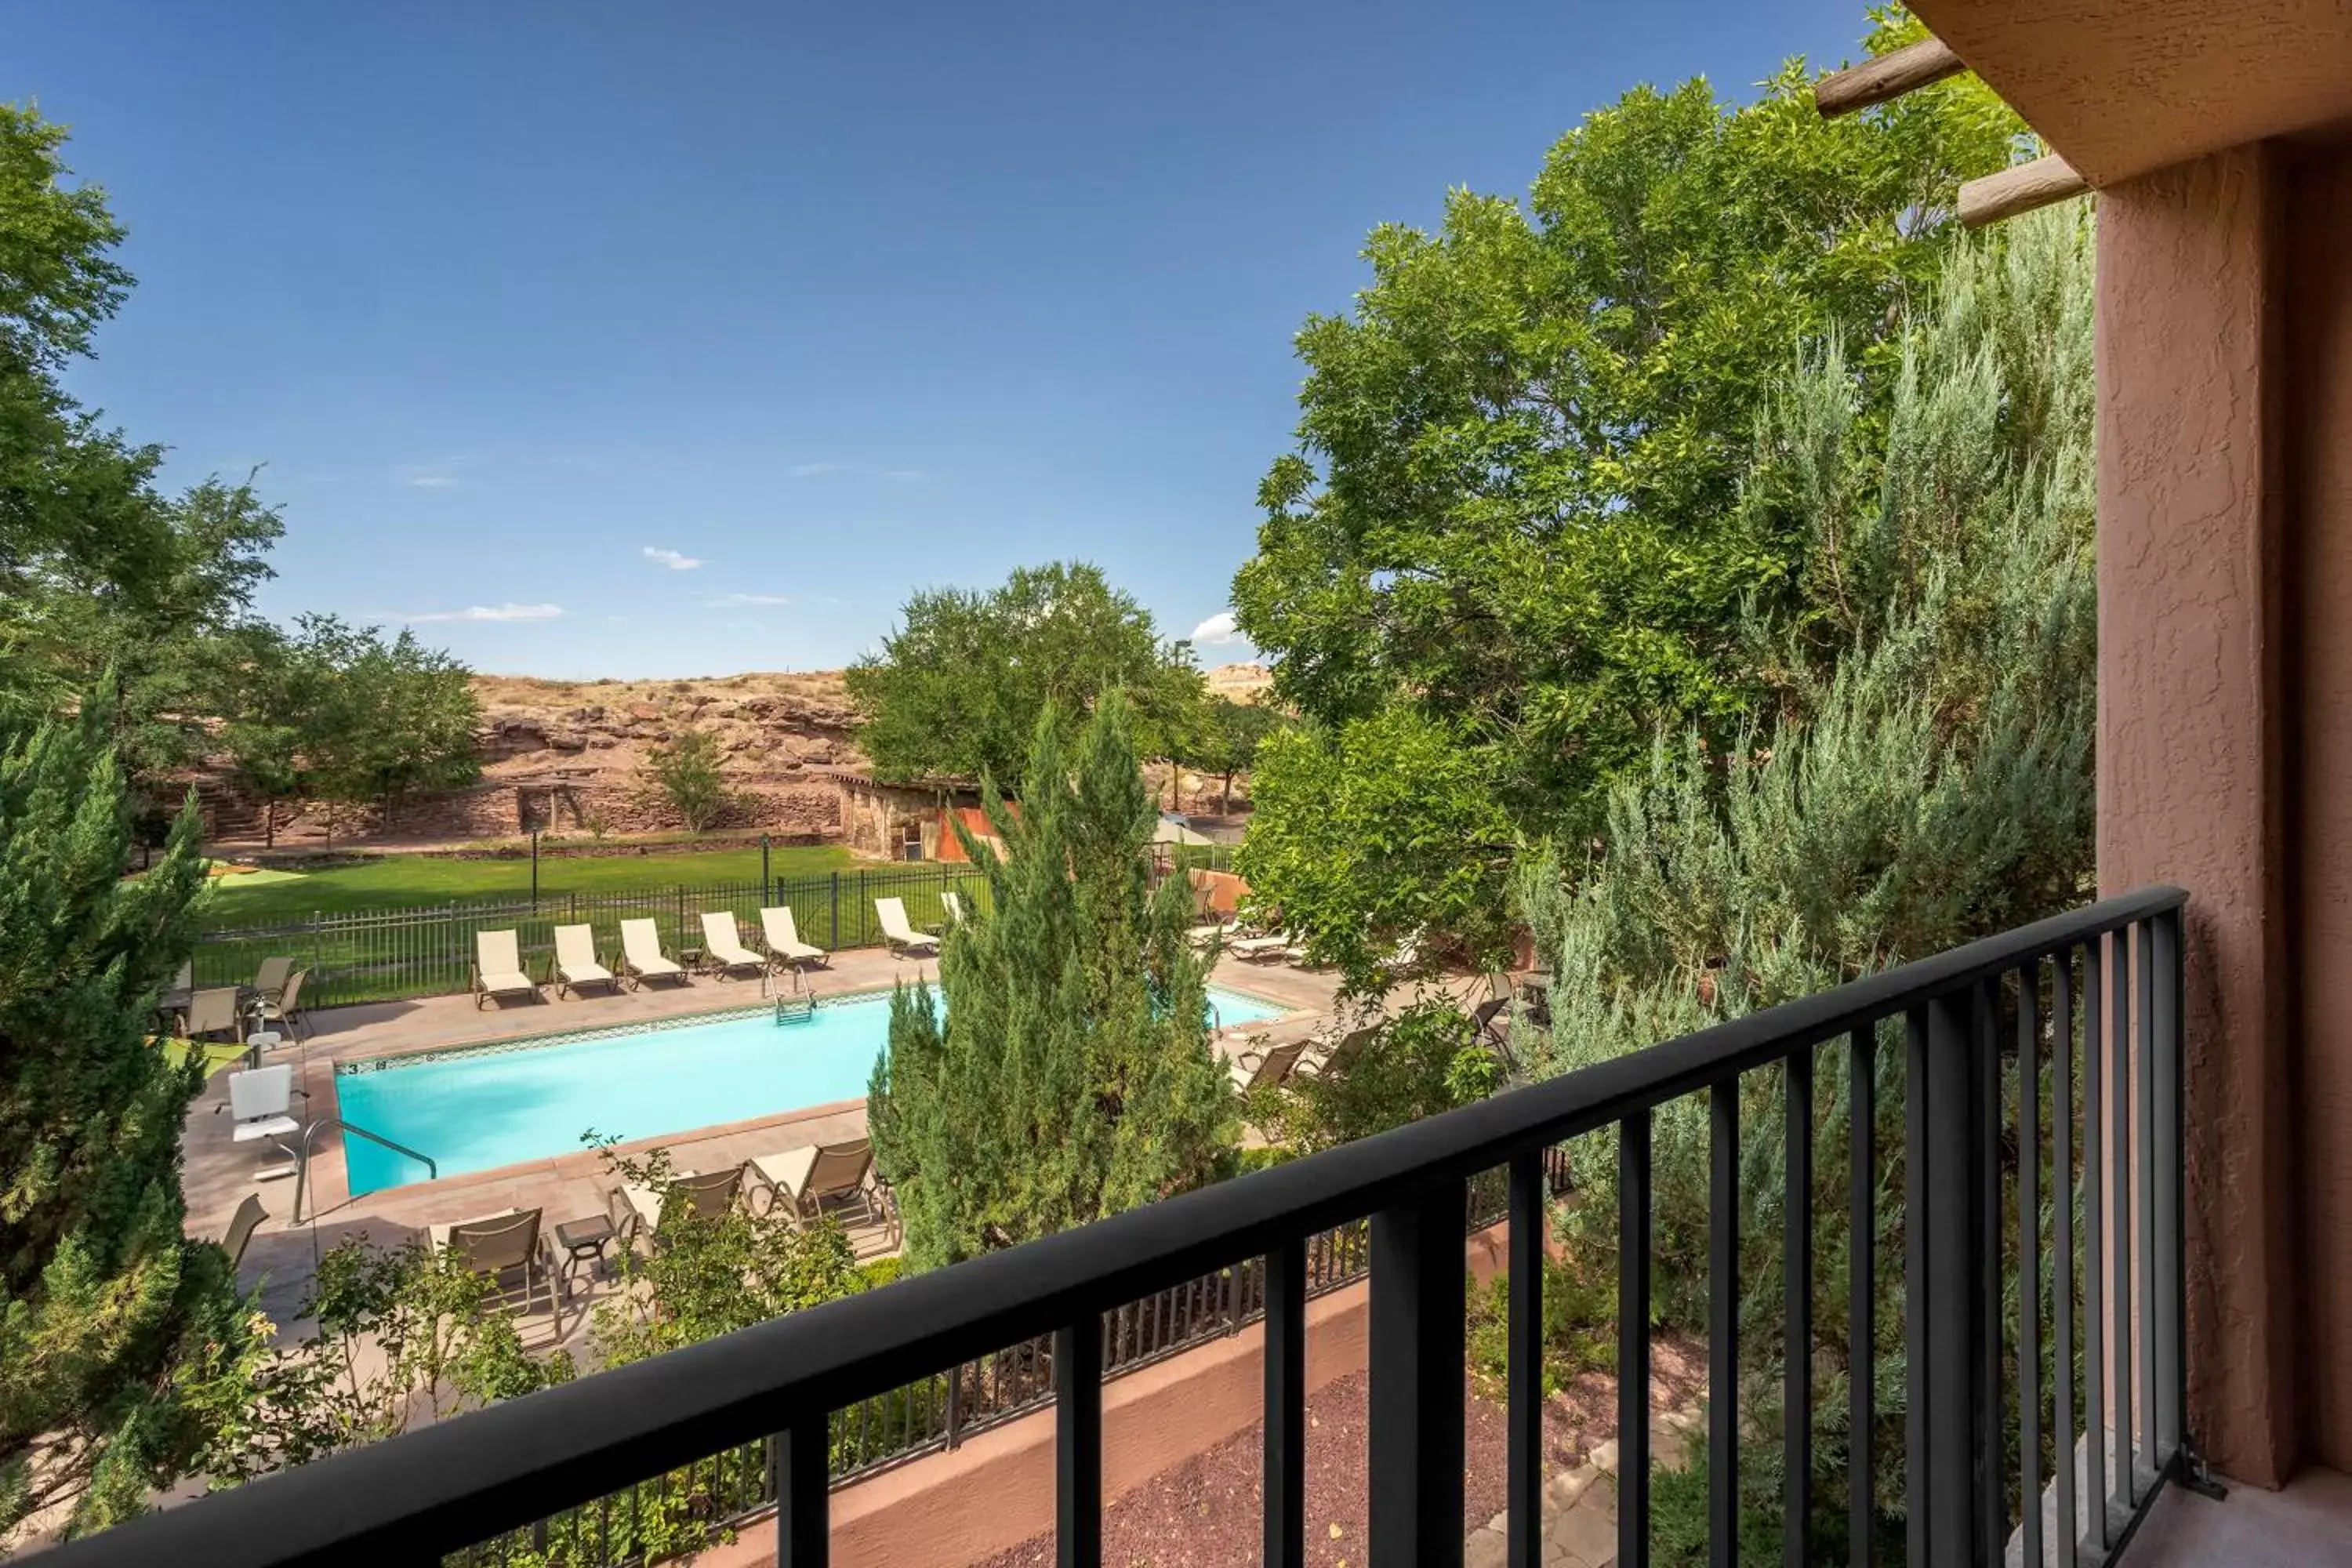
1220 771 1234 815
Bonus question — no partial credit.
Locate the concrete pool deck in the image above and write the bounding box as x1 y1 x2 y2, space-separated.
178 943 1345 1334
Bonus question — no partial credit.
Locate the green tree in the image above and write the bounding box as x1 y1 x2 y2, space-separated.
1515 206 2096 1557
1229 11 2026 950
1180 697 1283 815
869 695 1233 1266
0 699 259 1536
308 623 481 833
846 561 1206 789
637 727 732 833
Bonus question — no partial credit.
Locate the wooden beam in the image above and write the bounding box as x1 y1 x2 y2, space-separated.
1958 154 2091 227
1814 37 1965 118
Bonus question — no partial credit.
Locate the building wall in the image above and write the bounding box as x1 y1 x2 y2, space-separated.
2285 145 2352 1474
2100 136 2352 1480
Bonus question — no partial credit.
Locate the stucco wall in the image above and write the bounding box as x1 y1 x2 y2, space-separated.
2096 143 2300 1486
2287 146 2352 1473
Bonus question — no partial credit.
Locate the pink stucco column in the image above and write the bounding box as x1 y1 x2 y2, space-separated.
2096 143 2300 1487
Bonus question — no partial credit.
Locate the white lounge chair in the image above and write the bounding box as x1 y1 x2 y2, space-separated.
942 890 968 927
699 912 766 979
759 906 828 971
618 919 688 989
227 1064 301 1171
551 924 619 999
1228 933 1294 962
472 930 539 1008
875 897 939 957
745 1140 883 1230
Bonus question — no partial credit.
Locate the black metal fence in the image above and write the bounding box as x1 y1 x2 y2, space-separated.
64 890 2192 1568
191 866 993 1007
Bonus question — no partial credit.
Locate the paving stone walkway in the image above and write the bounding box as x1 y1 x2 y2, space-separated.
1462 1406 1704 1568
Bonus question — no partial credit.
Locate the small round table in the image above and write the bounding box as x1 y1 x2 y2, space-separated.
554 1215 615 1299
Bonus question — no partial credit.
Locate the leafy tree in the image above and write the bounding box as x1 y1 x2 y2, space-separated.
636 727 732 833
1229 11 2027 951
1235 705 1517 990
0 699 259 1537
308 623 481 833
1180 697 1283 815
846 561 1205 789
1515 207 2095 1559
869 695 1233 1266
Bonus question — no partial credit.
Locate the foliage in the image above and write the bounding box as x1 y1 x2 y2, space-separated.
845 561 1206 789
1465 1250 1616 1404
869 695 1235 1266
1235 706 1515 992
586 1142 862 1367
635 728 733 834
201 1238 570 1483
0 699 260 1537
1175 697 1284 815
1243 997 1490 1154
1229 11 2029 963
304 622 482 831
1515 207 2094 1547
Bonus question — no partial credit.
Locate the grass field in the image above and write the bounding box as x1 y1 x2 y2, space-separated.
194 842 862 925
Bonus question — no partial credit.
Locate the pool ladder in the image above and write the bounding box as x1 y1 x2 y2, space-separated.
771 967 817 1025
290 1118 438 1224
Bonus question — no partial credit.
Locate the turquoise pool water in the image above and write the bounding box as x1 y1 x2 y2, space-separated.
336 985 1289 1195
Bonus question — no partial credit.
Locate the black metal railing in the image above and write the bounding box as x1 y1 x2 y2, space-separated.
58 888 2190 1568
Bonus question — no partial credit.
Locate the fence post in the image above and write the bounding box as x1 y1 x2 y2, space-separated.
946 1367 964 1452
310 914 323 1003
829 872 840 949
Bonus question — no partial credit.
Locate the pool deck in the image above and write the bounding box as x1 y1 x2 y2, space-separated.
180 943 1345 1338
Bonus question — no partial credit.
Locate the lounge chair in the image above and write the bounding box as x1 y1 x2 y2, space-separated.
227 1064 300 1169
158 960 194 1032
252 955 296 1005
1470 996 1512 1050
618 919 688 989
246 967 311 1042
551 924 619 999
758 906 829 972
745 1139 882 1230
1294 1025 1377 1083
221 1192 268 1274
184 985 246 1044
942 890 969 927
1187 920 1233 952
1228 933 1294 963
472 931 540 1008
1226 1036 1308 1094
875 897 940 957
608 1166 744 1250
699 912 767 979
429 1206 555 1315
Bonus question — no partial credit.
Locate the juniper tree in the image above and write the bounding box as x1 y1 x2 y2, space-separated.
869 693 1233 1268
0 701 261 1537
1515 205 2095 1555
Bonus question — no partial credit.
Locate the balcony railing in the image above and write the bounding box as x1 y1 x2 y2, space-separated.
51 887 2190 1568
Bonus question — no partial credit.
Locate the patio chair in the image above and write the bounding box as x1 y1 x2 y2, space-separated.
618 919 688 989
744 1139 881 1230
245 967 312 1042
1227 933 1294 963
226 1064 300 1170
221 1192 268 1274
252 955 296 1005
758 906 829 972
184 985 246 1044
608 1165 745 1250
699 912 767 979
1294 1025 1377 1083
428 1207 555 1316
874 897 939 957
551 924 619 999
471 931 540 1008
158 959 194 1033
1226 1035 1309 1094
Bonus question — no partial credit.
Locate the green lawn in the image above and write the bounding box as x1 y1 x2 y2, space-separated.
195 842 862 926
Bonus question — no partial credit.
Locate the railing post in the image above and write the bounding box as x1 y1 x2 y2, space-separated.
1265 1239 1306 1568
2154 910 2185 1466
1056 1315 1103 1568
775 1417 828 1567
1369 1178 1467 1568
1916 988 1992 1568
946 1365 964 1452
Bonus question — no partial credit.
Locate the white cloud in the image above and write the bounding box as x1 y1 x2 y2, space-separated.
707 592 796 608
401 603 565 624
643 546 705 571
881 466 926 481
1189 611 1243 645
790 461 925 481
789 461 846 477
405 473 458 488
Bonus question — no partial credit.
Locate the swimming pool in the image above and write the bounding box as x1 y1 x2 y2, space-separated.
334 985 1290 1194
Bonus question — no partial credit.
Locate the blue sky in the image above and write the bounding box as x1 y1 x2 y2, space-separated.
14 0 1869 678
